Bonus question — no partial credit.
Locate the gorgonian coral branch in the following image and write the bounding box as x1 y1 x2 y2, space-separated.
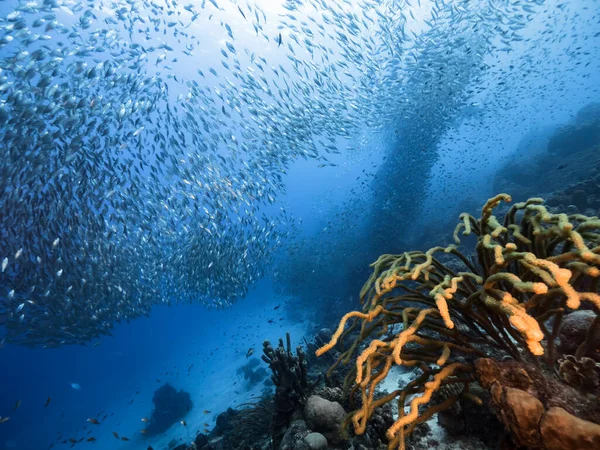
316 194 600 449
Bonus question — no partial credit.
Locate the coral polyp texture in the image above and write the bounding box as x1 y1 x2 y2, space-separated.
316 194 600 450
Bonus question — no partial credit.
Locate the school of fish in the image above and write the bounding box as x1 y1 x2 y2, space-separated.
0 0 594 348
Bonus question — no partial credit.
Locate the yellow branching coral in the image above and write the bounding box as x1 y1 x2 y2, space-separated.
386 363 470 440
482 293 545 355
316 194 600 449
315 305 384 357
483 273 548 295
434 293 454 329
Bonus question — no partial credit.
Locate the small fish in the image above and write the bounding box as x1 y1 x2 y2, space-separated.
203 428 210 433
87 418 100 425
13 400 20 411
203 410 211 414
203 423 209 427
0 417 10 424
274 305 280 310
141 417 149 422
1 257 7 272
277 33 282 47
86 437 97 442
140 429 148 434
180 420 187 426
121 437 130 441
45 397 51 407
556 163 567 170
246 348 254 358
112 431 119 439
70 383 81 390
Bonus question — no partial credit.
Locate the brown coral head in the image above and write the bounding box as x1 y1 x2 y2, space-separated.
558 355 600 391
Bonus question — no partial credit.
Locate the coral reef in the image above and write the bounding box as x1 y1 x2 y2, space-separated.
187 334 354 450
316 194 600 449
546 169 600 218
303 395 346 445
493 102 600 202
558 355 600 390
475 357 600 449
201 401 272 450
262 333 310 448
144 383 192 436
557 310 600 362
434 381 502 446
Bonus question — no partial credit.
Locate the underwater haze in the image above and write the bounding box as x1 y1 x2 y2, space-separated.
0 0 599 449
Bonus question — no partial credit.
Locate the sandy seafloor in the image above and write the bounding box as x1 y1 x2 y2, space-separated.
30 300 480 450
60 299 412 450
37 280 308 450
136 358 437 450
9 277 488 450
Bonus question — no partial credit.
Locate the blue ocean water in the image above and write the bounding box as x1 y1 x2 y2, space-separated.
0 0 598 449
1 281 306 449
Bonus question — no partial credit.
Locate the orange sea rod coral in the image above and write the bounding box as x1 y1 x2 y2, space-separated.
317 194 600 449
